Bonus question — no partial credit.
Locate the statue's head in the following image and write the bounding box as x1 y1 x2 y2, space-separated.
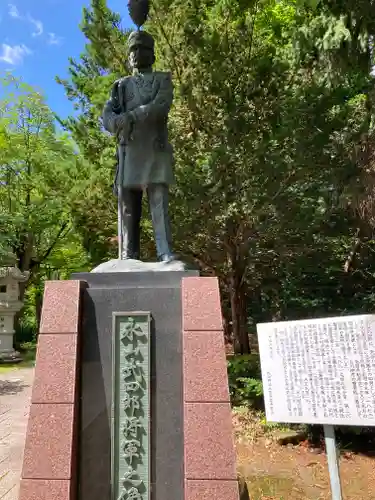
128 30 155 72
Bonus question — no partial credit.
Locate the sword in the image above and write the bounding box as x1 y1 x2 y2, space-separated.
116 112 133 260
117 142 125 260
116 115 134 260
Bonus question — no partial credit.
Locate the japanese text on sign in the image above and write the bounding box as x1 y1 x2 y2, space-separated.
257 315 375 425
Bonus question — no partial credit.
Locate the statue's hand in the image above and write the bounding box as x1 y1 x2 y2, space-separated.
115 113 129 131
115 113 134 141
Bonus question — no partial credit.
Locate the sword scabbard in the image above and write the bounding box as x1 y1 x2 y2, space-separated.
117 143 125 260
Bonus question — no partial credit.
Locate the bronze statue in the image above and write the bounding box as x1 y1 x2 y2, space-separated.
102 23 176 263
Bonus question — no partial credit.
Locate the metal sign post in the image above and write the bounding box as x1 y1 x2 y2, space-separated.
323 425 343 500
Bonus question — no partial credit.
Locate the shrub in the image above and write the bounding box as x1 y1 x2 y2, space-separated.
227 354 264 408
14 323 37 347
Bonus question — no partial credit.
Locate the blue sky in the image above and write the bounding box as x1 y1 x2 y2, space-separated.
0 0 133 119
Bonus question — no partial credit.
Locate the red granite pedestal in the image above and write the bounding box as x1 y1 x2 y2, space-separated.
19 280 83 500
182 277 239 500
19 276 238 500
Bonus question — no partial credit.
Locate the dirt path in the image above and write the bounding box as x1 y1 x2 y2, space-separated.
233 409 375 499
0 368 34 500
237 436 375 499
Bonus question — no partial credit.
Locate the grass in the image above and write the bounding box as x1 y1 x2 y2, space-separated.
246 475 303 500
233 406 294 443
0 342 36 373
235 407 315 499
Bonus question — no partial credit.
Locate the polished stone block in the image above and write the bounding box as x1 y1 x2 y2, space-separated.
183 331 230 403
39 280 82 335
20 280 82 500
19 479 72 500
185 480 240 500
73 270 198 500
184 402 237 480
182 277 239 499
22 403 76 479
182 277 223 331
32 334 78 404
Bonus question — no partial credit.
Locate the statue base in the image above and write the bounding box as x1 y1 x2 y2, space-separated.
18 275 240 500
91 258 190 273
0 349 22 364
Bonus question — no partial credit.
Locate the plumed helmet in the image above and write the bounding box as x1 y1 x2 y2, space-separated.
127 30 155 51
128 0 150 29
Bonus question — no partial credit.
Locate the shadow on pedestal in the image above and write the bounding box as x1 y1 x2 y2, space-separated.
78 292 111 499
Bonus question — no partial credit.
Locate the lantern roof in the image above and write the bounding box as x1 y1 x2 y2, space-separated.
0 250 29 282
0 267 30 282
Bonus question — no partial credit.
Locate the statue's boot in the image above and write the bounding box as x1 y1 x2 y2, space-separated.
121 187 143 260
147 183 175 261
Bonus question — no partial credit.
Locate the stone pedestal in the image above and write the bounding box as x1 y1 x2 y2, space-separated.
19 280 83 500
0 260 29 363
19 273 239 500
182 277 239 500
73 271 199 500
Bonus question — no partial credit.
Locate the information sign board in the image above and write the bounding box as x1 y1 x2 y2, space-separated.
257 314 375 426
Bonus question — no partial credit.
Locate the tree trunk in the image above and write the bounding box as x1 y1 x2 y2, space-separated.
35 288 43 333
14 232 34 333
229 270 250 355
238 284 249 353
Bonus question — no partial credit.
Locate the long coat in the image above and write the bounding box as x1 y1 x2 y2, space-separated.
102 71 175 188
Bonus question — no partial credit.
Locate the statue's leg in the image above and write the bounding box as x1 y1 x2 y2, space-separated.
121 187 143 259
147 183 173 261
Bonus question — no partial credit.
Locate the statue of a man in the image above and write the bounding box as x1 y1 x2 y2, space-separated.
102 30 175 263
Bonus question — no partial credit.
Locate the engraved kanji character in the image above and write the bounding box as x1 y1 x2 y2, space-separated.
125 381 142 392
123 392 141 412
123 357 141 379
123 439 141 462
121 466 143 488
123 416 142 439
121 318 146 343
125 487 142 500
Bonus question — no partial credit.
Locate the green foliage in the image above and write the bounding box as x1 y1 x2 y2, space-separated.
0 74 88 278
57 0 375 355
228 355 264 407
15 322 37 347
228 354 262 379
234 378 264 407
0 73 90 332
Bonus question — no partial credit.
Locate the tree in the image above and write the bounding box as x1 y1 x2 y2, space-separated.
0 74 88 304
149 0 375 350
57 0 375 353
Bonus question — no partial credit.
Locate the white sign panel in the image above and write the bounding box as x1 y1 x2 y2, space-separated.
257 314 375 426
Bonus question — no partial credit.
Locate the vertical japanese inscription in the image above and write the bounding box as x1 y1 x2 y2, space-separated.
112 313 151 500
258 314 375 426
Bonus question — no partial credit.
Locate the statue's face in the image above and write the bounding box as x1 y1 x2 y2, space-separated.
129 45 154 70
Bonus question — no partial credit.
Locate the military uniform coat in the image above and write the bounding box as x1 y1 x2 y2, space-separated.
102 71 175 188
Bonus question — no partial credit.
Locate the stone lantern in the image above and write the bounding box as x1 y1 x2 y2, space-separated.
0 252 29 362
